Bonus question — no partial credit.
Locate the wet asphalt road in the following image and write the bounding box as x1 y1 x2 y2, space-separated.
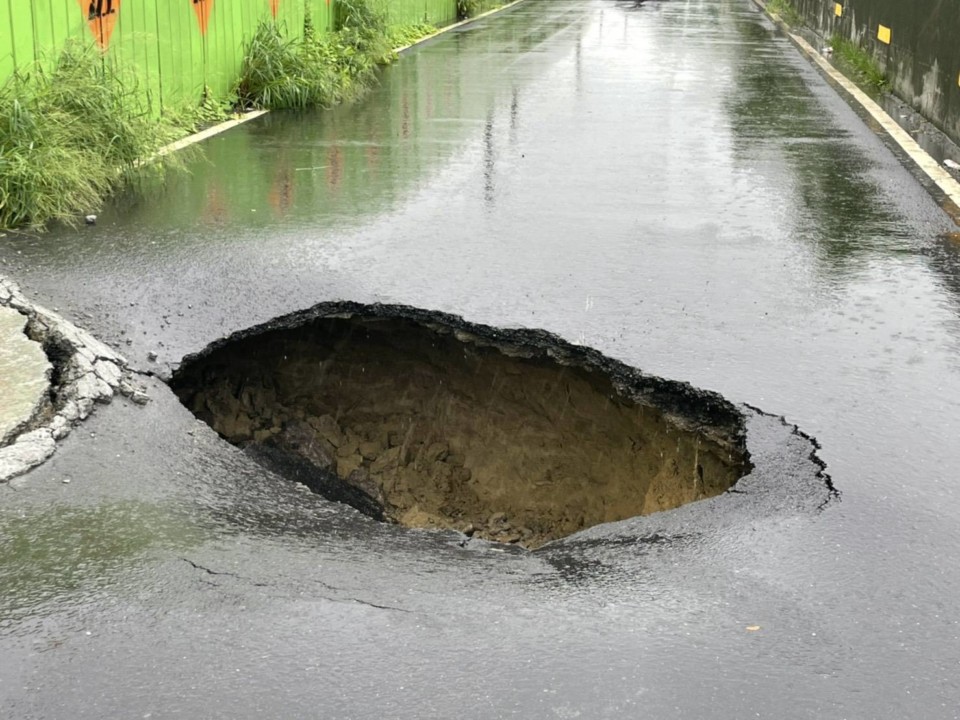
3 0 960 717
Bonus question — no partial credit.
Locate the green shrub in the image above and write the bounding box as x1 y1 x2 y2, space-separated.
0 41 188 230
335 0 389 57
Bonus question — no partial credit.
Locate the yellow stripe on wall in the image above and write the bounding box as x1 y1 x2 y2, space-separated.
877 24 891 44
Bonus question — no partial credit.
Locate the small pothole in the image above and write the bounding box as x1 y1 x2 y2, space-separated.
171 305 752 548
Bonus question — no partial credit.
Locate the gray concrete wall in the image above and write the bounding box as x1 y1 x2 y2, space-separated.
791 0 960 145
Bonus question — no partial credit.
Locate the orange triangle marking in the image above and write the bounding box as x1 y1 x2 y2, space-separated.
192 0 214 36
270 0 281 18
77 0 121 50
96 11 118 49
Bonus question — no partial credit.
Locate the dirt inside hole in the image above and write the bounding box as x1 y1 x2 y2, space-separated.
171 309 750 548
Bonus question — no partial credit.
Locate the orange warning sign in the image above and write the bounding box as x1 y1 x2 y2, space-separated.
77 0 121 50
192 0 214 36
270 0 281 17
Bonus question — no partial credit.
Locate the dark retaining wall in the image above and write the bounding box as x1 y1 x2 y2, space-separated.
791 0 960 145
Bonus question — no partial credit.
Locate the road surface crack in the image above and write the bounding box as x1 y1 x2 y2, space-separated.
180 557 270 586
181 558 411 611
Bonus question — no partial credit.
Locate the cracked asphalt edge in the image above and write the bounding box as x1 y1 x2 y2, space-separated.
742 402 839 509
0 276 149 484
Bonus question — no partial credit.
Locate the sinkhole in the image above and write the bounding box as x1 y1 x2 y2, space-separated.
171 305 752 548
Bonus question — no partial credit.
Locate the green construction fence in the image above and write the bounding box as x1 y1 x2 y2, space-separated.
0 0 463 112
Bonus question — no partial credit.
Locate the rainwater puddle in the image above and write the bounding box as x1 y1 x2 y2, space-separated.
171 304 752 548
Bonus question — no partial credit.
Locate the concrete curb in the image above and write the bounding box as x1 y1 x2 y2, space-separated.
0 277 146 485
753 0 960 220
152 110 269 158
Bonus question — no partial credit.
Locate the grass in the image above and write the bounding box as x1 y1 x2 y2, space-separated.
386 22 438 49
0 41 192 231
236 0 395 111
830 34 888 93
765 0 802 26
164 88 235 132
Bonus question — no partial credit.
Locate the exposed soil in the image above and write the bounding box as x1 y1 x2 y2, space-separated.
171 305 751 548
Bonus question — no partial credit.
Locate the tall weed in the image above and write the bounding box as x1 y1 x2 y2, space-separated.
0 41 188 230
236 0 394 111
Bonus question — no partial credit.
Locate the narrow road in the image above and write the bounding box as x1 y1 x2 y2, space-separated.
2 0 960 717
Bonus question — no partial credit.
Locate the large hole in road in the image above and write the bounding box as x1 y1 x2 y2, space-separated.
171 305 751 548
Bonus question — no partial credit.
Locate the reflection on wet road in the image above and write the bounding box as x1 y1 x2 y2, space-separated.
3 0 960 717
